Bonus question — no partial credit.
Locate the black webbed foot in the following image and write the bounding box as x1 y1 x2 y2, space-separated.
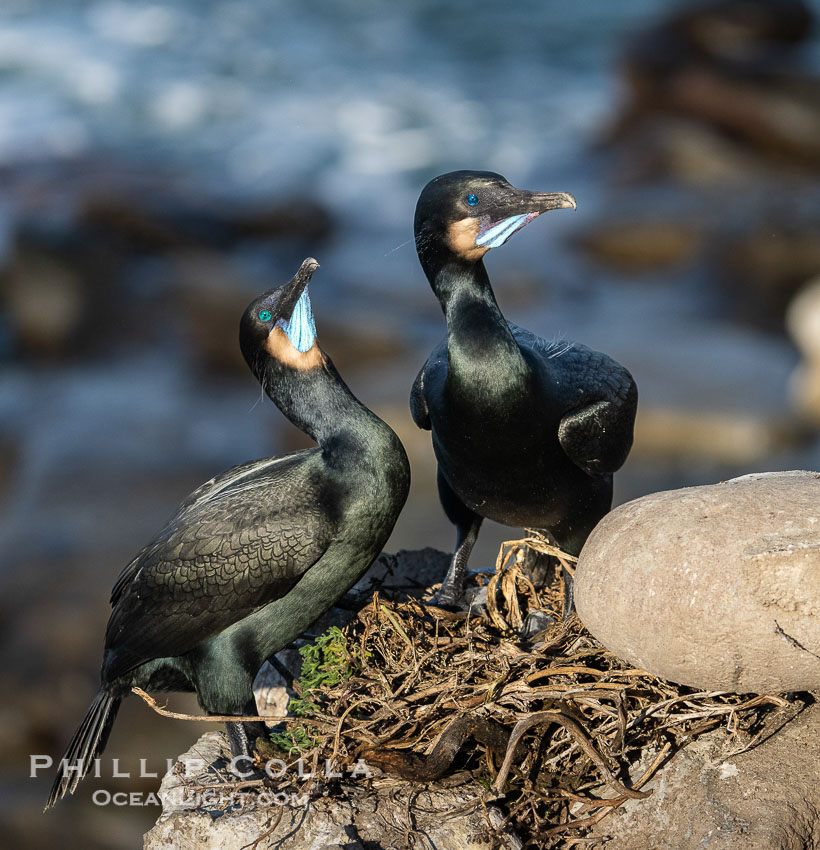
432 583 463 609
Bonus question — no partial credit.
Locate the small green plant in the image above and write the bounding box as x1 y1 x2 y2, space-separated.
265 626 367 753
291 625 365 713
261 725 319 756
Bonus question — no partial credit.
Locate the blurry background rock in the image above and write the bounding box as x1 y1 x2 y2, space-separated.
610 0 820 178
788 274 820 425
2 1 819 848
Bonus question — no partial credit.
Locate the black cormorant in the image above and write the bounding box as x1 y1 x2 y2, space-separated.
47 258 410 808
410 171 637 608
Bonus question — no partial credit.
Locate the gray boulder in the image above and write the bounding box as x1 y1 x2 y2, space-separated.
575 471 820 692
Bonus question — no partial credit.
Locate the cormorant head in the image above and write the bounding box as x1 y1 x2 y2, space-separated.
414 170 576 264
240 257 323 379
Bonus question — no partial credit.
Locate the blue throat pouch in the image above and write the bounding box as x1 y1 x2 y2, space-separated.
280 288 316 352
475 213 530 249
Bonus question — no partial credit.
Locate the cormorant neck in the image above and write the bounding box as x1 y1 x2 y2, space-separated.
261 350 383 451
422 249 526 376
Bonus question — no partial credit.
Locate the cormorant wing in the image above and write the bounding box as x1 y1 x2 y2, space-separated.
510 324 638 477
104 450 338 679
109 455 290 606
410 338 448 431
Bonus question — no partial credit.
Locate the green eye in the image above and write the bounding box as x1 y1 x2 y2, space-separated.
258 309 272 322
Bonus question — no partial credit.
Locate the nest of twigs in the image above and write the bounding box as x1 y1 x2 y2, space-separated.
250 534 797 848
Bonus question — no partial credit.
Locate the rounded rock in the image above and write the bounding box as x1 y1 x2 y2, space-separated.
787 276 820 424
787 275 820 360
575 471 820 692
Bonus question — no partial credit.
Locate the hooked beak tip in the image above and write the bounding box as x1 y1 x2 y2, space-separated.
526 190 577 214
298 257 320 280
559 193 577 211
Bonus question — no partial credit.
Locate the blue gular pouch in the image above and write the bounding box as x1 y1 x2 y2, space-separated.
475 213 530 249
279 287 316 352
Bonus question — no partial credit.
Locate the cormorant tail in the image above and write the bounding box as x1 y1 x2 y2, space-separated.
44 689 121 810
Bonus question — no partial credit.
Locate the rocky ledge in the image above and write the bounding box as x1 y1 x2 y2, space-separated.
145 700 820 850
143 731 520 850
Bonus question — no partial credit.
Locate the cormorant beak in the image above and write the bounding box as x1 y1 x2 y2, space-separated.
240 258 322 374
275 257 320 319
250 257 320 355
476 190 576 249
272 257 319 353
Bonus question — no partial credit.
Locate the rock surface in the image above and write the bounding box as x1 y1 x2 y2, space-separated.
574 219 701 273
143 732 520 850
789 276 820 361
591 701 820 850
575 471 820 692
615 0 820 172
788 276 820 425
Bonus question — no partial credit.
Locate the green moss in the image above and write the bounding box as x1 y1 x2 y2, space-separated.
260 726 319 756
296 626 365 705
264 625 367 754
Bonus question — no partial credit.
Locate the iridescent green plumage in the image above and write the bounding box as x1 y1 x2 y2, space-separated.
47 259 410 808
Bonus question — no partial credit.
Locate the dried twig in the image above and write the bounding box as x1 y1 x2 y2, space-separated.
131 687 286 723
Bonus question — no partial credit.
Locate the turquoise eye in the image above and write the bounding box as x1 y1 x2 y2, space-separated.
466 193 478 206
258 309 272 322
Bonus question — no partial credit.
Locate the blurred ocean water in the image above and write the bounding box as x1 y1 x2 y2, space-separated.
3 0 820 316
0 1 674 210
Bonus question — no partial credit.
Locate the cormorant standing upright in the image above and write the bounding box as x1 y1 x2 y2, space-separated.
47 258 410 808
410 171 637 609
